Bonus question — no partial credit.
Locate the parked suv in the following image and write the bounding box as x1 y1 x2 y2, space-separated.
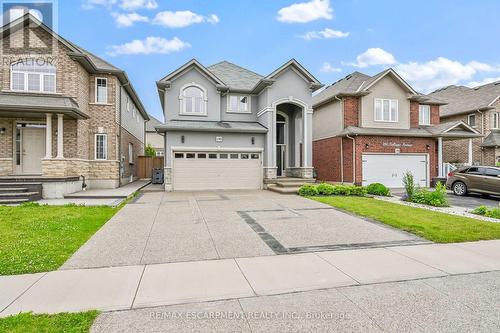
446 166 500 196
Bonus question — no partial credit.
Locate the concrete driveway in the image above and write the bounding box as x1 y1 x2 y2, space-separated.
61 190 423 270
447 192 500 209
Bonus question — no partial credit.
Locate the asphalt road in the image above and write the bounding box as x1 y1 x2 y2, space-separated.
447 192 500 209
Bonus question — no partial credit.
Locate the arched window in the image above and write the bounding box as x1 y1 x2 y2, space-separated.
180 84 207 115
11 61 56 93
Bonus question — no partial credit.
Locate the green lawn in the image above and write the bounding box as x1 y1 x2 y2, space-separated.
0 204 118 275
311 196 500 243
0 311 99 333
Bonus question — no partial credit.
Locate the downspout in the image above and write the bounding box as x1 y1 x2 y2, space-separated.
335 95 344 183
346 134 356 185
477 109 484 165
119 80 131 186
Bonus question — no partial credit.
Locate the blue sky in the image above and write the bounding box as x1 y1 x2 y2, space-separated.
51 0 500 120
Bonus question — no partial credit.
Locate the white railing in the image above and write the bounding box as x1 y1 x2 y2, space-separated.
442 163 457 178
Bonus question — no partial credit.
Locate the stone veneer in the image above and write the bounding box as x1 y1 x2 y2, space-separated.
286 167 314 178
0 158 13 175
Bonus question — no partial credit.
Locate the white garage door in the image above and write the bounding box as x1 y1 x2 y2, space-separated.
362 154 428 188
173 152 262 191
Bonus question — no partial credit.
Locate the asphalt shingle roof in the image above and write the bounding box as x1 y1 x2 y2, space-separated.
427 82 500 117
156 120 268 133
207 61 263 91
482 130 500 147
146 115 164 132
313 71 371 106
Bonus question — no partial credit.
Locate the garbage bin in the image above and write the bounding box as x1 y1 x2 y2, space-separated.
152 168 164 184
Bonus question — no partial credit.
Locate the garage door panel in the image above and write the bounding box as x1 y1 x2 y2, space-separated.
362 154 428 188
173 153 262 191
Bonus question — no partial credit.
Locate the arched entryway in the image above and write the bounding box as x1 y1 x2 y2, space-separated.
276 112 288 176
275 102 305 177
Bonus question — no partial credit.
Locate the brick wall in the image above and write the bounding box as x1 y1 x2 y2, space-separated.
0 118 13 159
410 102 440 128
431 105 440 125
343 96 359 127
312 137 341 182
120 128 144 183
441 112 483 164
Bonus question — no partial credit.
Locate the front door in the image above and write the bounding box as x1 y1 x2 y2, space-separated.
276 119 286 177
22 127 45 174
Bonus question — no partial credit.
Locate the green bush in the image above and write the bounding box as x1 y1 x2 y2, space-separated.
298 184 319 196
409 182 448 207
402 171 415 199
366 183 391 196
145 144 157 157
298 184 367 197
317 183 336 195
472 205 500 219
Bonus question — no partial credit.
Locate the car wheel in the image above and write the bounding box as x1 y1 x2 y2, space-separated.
452 181 467 196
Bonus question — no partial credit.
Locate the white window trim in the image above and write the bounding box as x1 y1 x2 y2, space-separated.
492 112 499 129
468 114 476 127
95 77 108 104
227 94 251 114
374 98 399 123
179 82 208 116
419 104 431 125
128 143 134 164
95 134 108 160
10 61 56 93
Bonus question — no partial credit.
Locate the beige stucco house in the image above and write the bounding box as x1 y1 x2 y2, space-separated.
0 14 148 201
145 115 164 156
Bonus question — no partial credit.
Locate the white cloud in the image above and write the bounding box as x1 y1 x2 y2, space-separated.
277 0 333 23
119 0 158 11
107 36 190 56
396 57 500 92
320 62 342 73
348 48 397 68
112 12 148 27
207 14 220 24
300 28 349 40
153 10 219 28
82 0 117 10
467 77 500 88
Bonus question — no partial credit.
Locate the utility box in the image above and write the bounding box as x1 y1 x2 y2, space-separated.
152 168 164 184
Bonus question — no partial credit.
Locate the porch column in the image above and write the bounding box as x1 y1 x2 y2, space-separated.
56 114 64 159
45 113 52 158
468 138 473 165
438 136 443 178
302 109 308 167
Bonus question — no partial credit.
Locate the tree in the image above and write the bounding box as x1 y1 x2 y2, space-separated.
145 144 156 157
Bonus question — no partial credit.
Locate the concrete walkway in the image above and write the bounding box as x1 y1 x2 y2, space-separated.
1 240 499 317
64 180 150 199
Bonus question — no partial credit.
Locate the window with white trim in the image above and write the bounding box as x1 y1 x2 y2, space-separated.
95 134 107 160
228 95 249 113
419 105 431 125
96 78 108 104
11 61 56 93
128 143 134 163
181 85 206 115
492 112 499 129
374 98 398 122
468 114 476 127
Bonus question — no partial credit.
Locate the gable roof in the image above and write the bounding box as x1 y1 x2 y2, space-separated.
313 68 427 108
146 115 164 132
482 130 500 147
428 82 500 118
263 59 323 92
0 13 149 120
207 61 263 91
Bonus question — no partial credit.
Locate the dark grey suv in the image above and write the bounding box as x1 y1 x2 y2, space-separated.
446 166 500 196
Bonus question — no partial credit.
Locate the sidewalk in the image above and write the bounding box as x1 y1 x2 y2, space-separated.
1 240 499 317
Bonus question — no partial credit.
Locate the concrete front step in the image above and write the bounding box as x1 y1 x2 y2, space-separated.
0 187 29 193
0 182 43 203
0 198 30 204
267 184 300 194
0 192 40 199
276 181 311 187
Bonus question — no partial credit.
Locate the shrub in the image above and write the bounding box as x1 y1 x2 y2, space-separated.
317 183 335 195
409 182 448 207
402 171 415 199
298 184 318 196
145 144 156 157
366 183 391 196
472 205 500 219
349 185 368 196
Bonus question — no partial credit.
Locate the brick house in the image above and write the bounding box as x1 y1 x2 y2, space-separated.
0 14 148 199
312 69 480 187
427 83 500 166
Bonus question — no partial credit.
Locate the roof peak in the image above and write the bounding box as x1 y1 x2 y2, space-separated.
208 60 263 77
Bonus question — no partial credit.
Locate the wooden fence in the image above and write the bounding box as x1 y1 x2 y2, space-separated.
137 156 164 179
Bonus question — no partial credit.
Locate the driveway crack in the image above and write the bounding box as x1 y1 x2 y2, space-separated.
139 192 164 264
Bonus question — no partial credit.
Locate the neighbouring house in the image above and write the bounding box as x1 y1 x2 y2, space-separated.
145 115 164 156
312 69 481 188
427 82 500 166
0 14 148 200
155 59 323 191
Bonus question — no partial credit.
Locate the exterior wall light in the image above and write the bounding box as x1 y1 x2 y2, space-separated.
181 135 185 144
0 127 5 135
251 137 255 145
365 143 369 149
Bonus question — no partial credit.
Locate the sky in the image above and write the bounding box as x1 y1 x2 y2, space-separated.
35 0 500 120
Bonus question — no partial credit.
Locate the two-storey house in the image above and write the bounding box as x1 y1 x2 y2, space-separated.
427 82 500 166
312 69 480 188
0 14 148 200
156 59 322 191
